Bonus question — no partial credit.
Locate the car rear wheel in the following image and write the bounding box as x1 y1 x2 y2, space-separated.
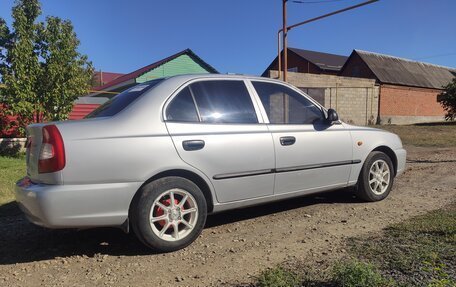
130 176 207 252
357 151 394 202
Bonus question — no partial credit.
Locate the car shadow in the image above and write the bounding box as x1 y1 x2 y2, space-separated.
0 188 360 265
407 159 456 164
205 188 359 228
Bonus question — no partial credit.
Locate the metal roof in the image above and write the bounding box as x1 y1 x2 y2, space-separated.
93 48 218 92
354 50 456 89
92 71 125 88
289 47 348 71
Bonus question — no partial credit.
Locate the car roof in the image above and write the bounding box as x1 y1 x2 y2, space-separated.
163 73 286 84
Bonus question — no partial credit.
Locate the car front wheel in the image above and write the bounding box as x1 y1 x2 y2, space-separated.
130 176 207 252
357 151 394 202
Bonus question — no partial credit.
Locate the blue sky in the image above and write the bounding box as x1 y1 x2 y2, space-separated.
1 0 455 75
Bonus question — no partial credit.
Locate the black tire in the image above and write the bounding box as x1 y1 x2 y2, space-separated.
130 176 207 252
357 151 395 202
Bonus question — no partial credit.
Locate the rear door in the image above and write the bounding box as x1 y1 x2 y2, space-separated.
165 79 275 203
250 80 353 195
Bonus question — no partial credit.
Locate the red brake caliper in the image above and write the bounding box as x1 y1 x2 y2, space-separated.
155 198 183 227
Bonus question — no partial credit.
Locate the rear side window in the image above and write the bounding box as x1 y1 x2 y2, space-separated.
192 80 257 124
166 87 199 122
252 81 324 125
165 80 258 124
85 80 163 118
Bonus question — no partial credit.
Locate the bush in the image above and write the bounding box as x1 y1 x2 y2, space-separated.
438 77 456 121
0 140 23 158
332 260 392 287
257 267 301 287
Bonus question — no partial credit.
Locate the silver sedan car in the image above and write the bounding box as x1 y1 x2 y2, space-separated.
16 74 406 251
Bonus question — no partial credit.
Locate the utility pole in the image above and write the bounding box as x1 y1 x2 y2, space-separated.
278 0 378 83
282 0 288 82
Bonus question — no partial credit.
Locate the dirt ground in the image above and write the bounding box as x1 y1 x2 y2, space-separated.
1 146 455 287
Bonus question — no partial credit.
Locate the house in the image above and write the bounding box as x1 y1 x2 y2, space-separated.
90 48 218 98
340 50 456 124
68 48 218 120
91 71 125 89
262 48 378 125
263 48 455 125
262 47 348 77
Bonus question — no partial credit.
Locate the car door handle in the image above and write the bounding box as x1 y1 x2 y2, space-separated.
280 136 296 146
182 140 205 151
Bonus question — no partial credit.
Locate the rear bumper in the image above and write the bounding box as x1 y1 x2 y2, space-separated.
15 177 141 229
395 148 407 176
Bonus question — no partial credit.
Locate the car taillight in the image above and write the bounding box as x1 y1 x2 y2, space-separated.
38 125 65 173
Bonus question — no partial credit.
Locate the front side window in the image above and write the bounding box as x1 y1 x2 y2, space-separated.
166 80 258 124
252 81 324 124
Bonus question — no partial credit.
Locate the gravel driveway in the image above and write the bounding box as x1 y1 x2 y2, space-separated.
1 146 455 287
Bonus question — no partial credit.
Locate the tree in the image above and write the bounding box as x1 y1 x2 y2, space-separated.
438 77 456 121
0 0 41 132
0 0 93 132
0 18 12 72
37 17 93 121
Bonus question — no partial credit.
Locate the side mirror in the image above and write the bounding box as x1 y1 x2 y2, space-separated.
326 108 339 123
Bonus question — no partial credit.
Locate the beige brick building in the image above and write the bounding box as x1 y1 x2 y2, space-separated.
266 49 455 125
268 71 379 125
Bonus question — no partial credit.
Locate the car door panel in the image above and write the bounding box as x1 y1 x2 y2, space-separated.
249 80 353 195
166 123 275 203
165 79 275 203
269 124 353 194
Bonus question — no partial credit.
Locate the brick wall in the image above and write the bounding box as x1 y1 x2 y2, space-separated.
379 84 445 124
326 86 379 125
268 71 379 125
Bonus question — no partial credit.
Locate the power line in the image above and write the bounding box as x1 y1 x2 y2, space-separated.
414 52 456 61
279 0 379 81
292 0 348 4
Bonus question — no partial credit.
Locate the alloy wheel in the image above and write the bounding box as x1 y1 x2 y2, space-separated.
368 159 391 195
149 188 198 242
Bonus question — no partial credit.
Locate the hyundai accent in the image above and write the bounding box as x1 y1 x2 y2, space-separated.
16 74 406 252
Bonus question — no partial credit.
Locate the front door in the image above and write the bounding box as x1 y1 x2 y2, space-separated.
165 79 275 203
251 80 353 195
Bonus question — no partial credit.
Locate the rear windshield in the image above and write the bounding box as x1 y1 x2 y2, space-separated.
85 79 163 118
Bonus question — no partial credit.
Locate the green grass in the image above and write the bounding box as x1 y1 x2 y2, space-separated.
348 203 456 286
253 203 456 287
255 261 392 287
378 123 456 147
332 260 392 287
257 267 301 287
0 155 25 206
